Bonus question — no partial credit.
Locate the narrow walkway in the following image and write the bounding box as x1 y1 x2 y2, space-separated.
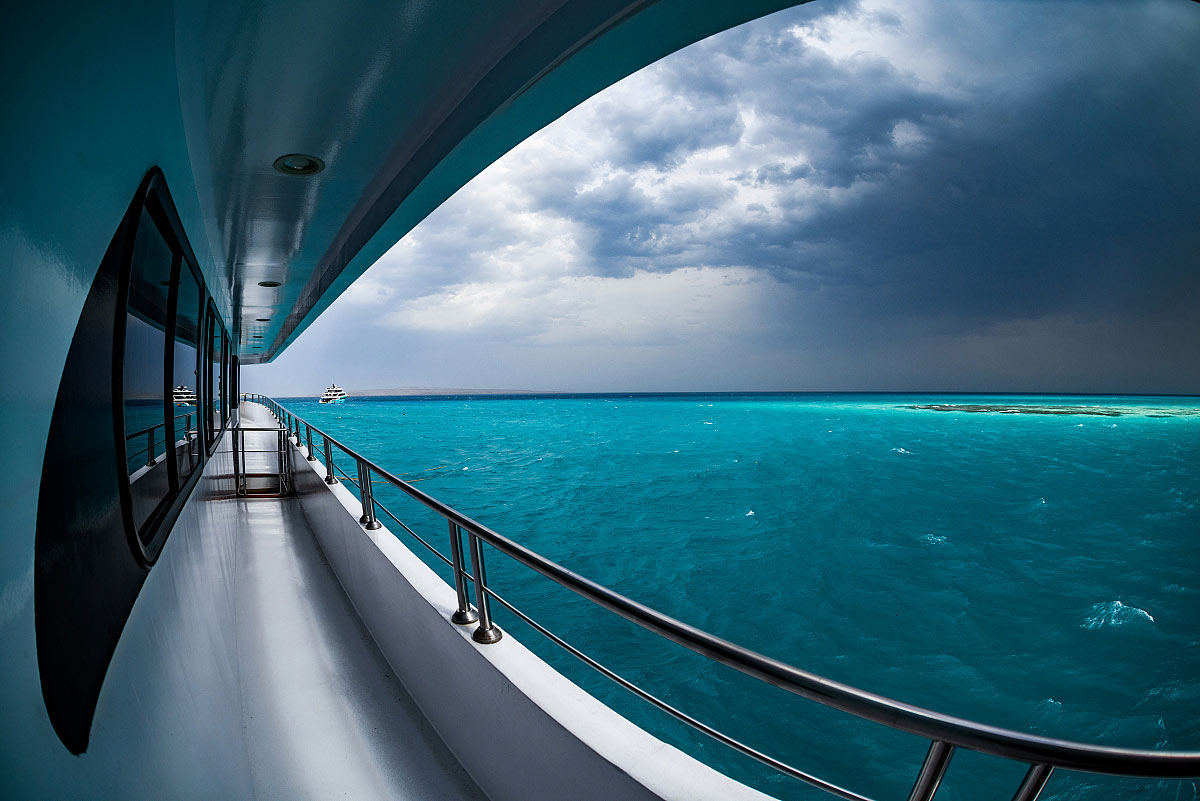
232 405 486 800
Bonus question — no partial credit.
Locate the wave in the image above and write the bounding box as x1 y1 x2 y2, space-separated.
891 447 912 454
1082 600 1155 630
1032 698 1063 728
1013 497 1047 514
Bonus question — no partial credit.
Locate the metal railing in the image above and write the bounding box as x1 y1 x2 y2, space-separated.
125 411 198 470
242 393 1200 801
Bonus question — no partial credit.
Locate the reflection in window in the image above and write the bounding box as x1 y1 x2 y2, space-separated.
221 331 229 427
123 208 175 535
172 267 201 480
206 307 224 447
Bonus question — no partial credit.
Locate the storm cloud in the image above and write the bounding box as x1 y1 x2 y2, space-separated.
251 0 1200 395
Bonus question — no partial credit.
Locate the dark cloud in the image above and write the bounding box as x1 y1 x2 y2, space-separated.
534 0 1200 326
599 96 744 168
781 45 1200 328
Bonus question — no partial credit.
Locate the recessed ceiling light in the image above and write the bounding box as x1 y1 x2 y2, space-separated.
273 153 324 176
258 281 281 288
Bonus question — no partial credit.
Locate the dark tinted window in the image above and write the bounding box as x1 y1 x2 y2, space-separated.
221 330 230 426
172 267 202 479
206 306 224 447
229 355 239 408
122 208 175 535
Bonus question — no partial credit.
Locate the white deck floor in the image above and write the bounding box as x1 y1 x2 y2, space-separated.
231 403 486 800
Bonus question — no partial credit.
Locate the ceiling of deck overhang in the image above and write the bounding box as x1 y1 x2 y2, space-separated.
175 0 809 363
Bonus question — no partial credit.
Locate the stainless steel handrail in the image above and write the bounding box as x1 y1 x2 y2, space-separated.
242 394 1200 799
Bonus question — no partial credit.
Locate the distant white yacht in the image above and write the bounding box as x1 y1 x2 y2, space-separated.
173 385 197 406
318 384 347 404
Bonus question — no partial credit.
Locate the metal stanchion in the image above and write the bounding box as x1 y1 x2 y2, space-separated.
323 435 338 484
469 532 502 644
449 521 478 625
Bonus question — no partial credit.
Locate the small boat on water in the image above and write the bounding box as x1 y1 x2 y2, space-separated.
318 384 347 404
173 385 197 406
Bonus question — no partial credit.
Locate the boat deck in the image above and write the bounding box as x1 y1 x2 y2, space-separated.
229 402 486 800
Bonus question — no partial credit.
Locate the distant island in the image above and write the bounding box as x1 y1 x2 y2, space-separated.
911 403 1199 418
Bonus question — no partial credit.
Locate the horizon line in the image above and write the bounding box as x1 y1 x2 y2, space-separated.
256 388 1200 399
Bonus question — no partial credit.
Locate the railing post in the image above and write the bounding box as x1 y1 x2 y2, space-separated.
232 429 242 495
357 460 382 530
323 435 338 484
278 429 288 494
305 424 317 461
356 460 367 522
282 427 293 494
1010 764 1053 801
468 531 502 644
448 521 478 625
907 741 955 801
145 427 155 467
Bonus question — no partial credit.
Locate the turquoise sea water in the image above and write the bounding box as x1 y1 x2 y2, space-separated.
280 393 1200 801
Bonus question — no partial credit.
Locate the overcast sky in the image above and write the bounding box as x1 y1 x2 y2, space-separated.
249 0 1200 396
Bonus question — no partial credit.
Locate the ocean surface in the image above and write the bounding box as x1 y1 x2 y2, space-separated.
278 393 1200 801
